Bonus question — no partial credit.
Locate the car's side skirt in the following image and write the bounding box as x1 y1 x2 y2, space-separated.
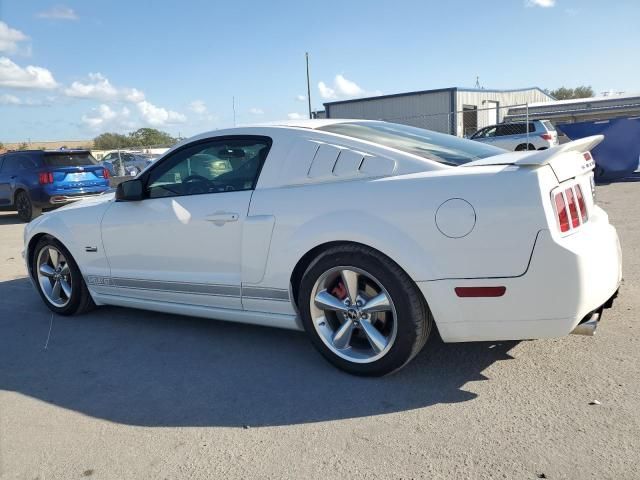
91 292 302 331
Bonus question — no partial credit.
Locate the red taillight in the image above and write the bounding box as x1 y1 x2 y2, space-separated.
554 192 570 232
553 185 588 233
38 172 54 184
98 167 110 179
565 188 580 228
583 152 592 161
575 184 588 223
540 133 553 141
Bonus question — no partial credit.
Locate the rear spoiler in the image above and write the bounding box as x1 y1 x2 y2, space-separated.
462 135 604 168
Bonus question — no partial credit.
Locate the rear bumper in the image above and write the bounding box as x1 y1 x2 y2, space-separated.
32 186 109 207
419 207 622 342
47 193 105 204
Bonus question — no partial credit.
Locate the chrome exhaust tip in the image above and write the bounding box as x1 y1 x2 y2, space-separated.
571 311 601 336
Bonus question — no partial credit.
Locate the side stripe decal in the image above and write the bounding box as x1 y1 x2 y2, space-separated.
86 275 290 302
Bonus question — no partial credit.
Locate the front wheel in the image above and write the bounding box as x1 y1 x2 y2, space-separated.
16 191 41 222
298 245 432 376
32 236 95 315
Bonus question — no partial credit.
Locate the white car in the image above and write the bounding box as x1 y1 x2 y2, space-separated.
470 120 559 151
23 120 622 376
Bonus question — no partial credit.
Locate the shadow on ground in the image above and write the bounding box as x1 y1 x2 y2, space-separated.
0 213 25 226
0 277 519 427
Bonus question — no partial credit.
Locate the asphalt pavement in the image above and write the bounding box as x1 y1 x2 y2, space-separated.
0 182 638 479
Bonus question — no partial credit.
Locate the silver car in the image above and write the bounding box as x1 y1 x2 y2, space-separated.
101 152 159 176
470 119 558 151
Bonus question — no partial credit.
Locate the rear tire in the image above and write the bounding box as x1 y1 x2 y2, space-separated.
32 236 95 316
16 191 41 222
298 244 432 376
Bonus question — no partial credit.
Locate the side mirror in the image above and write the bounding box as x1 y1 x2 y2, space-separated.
115 179 144 201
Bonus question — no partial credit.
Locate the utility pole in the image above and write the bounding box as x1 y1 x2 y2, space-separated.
232 96 236 127
306 52 312 119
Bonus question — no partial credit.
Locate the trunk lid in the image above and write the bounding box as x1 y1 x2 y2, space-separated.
43 151 109 187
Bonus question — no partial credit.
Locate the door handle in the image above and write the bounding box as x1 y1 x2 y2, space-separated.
205 212 239 224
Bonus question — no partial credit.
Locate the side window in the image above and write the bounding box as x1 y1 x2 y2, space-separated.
18 155 38 170
1 154 19 173
146 137 271 199
497 124 527 136
480 126 497 138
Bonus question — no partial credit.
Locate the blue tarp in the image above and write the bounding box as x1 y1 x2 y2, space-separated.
557 117 640 182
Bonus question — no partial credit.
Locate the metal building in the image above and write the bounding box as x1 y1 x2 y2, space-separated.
505 93 640 124
323 87 554 137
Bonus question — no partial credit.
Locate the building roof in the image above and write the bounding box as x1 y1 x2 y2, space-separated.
323 86 552 107
524 92 640 108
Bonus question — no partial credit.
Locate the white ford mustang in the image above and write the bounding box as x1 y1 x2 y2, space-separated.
23 120 622 375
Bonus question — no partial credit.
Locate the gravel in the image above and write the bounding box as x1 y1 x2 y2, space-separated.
0 181 638 479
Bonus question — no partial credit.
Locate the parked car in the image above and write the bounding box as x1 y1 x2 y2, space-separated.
23 120 621 376
0 149 110 222
470 120 558 151
101 152 159 177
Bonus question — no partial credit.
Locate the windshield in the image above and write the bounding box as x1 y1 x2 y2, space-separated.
319 121 505 166
44 152 98 167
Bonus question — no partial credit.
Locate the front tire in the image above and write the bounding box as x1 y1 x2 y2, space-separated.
298 245 432 376
32 236 95 315
16 191 41 222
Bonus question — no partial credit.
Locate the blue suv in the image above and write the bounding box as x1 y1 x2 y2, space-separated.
0 149 110 222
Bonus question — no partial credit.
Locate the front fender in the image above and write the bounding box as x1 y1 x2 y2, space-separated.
24 202 112 282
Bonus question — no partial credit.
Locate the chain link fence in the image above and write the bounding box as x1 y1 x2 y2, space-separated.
378 103 532 139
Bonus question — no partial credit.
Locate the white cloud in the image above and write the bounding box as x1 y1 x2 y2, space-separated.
295 94 306 102
81 104 131 129
287 112 305 120
0 93 49 106
137 100 186 126
0 57 58 89
318 74 377 100
249 107 264 115
526 0 555 7
318 81 336 100
189 99 207 114
64 72 144 102
0 93 20 105
37 5 79 20
0 22 29 55
334 74 365 96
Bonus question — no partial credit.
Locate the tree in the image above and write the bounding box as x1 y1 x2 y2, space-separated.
128 128 176 147
547 86 594 100
93 128 176 150
93 132 131 150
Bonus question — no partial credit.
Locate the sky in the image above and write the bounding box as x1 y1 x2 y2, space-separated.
0 0 638 142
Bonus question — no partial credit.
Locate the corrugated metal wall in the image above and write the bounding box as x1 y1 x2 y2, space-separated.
326 90 454 134
456 89 553 135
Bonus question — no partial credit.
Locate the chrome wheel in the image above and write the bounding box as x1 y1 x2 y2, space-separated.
36 246 72 308
310 266 398 364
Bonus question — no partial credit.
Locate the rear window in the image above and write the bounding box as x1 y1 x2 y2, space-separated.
542 120 556 132
44 152 98 167
318 122 504 166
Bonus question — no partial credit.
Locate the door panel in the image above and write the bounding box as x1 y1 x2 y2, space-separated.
101 191 251 309
0 154 16 206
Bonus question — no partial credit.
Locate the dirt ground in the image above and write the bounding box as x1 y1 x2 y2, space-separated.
0 181 638 479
